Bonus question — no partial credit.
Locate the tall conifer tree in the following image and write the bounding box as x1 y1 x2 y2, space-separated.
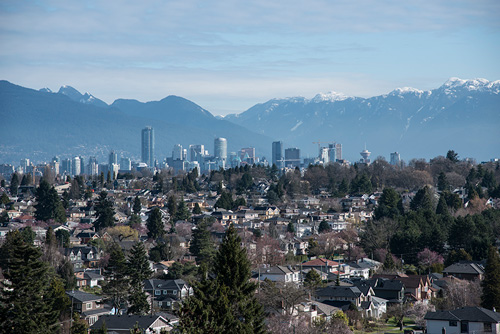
178 224 265 333
481 246 500 310
127 242 153 315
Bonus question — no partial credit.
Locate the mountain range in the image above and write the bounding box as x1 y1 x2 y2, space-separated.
0 81 272 165
225 78 500 162
0 78 498 166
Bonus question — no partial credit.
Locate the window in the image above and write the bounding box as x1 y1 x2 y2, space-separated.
163 290 167 295
86 303 92 310
484 323 493 332
155 290 160 295
449 321 457 327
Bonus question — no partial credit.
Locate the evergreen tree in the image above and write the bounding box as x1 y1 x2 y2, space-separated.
102 244 129 314
167 195 177 218
132 196 141 215
70 312 88 334
374 187 403 220
481 246 500 310
287 221 295 234
0 230 69 334
35 178 66 223
304 269 323 293
56 229 71 248
193 203 202 214
21 226 36 244
127 242 153 315
410 186 434 211
94 191 116 231
61 189 70 209
189 218 216 267
446 150 459 162
146 207 165 240
383 251 397 271
318 220 331 233
0 192 9 205
214 191 233 210
437 172 449 192
178 224 265 333
436 194 449 215
10 172 19 195
175 197 191 221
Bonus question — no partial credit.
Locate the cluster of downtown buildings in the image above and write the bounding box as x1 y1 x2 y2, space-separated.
0 126 404 180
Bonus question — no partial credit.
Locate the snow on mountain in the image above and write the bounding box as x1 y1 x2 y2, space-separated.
224 77 500 161
312 91 351 103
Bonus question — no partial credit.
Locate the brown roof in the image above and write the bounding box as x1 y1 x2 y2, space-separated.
302 258 339 267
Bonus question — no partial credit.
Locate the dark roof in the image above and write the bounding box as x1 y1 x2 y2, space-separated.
425 307 500 322
443 262 485 275
316 286 363 298
91 314 170 331
143 279 189 291
66 290 102 303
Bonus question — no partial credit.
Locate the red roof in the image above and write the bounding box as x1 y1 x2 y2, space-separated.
302 258 339 267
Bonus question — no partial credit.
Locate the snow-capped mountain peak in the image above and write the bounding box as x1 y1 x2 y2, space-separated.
312 91 351 103
389 87 425 96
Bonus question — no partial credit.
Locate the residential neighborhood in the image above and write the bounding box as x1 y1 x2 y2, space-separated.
1 152 500 334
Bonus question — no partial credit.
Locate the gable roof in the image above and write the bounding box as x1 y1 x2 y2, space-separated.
443 262 485 275
143 279 189 291
66 290 102 303
302 258 339 267
316 286 363 298
91 314 171 331
261 266 298 275
425 307 500 322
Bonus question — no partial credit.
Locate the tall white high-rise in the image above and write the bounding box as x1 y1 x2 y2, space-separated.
141 127 154 167
214 137 227 160
72 156 81 176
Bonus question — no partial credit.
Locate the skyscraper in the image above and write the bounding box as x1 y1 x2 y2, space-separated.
172 144 183 160
141 127 154 167
272 141 283 167
189 144 205 162
390 152 401 166
285 147 301 168
109 150 118 166
214 137 227 160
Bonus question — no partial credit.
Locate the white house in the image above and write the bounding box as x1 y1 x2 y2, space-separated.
425 307 500 334
258 266 301 284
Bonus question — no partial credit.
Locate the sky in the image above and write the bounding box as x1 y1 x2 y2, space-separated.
1 0 499 116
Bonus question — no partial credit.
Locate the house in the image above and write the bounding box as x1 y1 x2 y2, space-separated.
301 258 340 274
258 265 301 284
315 285 370 308
75 270 103 288
354 278 405 304
425 307 500 334
372 274 432 302
90 314 173 333
66 246 102 269
143 279 193 310
66 290 111 326
443 262 485 281
253 206 280 220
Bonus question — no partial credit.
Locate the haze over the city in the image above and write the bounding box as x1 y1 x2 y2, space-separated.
1 0 499 116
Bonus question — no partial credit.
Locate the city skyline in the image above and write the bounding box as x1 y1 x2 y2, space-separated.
1 1 498 116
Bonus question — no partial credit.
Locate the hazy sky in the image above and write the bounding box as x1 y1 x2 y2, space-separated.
1 0 499 116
